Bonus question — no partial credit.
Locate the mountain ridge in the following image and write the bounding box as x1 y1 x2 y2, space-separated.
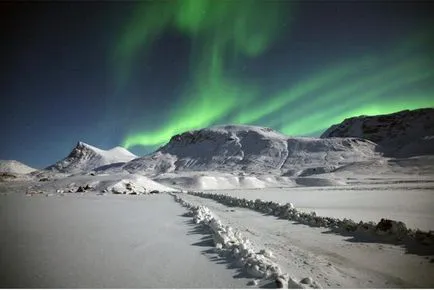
321 108 434 157
46 141 137 174
120 124 379 177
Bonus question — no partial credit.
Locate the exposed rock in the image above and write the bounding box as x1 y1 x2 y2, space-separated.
0 172 17 180
376 218 407 238
300 277 313 284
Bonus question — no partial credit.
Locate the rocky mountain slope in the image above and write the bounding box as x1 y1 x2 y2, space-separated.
121 125 379 177
321 108 434 157
46 142 137 174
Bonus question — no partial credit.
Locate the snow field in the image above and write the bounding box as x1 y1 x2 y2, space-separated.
0 193 253 288
172 193 321 288
155 172 295 191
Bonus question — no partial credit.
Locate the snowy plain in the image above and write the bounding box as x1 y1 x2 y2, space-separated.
179 192 434 288
0 193 251 288
207 185 434 231
1 176 433 288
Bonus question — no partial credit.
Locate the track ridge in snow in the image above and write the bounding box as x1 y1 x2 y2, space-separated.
171 193 321 289
186 191 434 254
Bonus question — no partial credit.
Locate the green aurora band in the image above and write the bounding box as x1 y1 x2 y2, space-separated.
275 58 434 135
119 0 287 148
116 1 434 149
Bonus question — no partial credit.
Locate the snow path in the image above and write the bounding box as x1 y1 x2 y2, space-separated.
171 193 317 288
180 193 434 288
0 194 251 288
208 187 434 231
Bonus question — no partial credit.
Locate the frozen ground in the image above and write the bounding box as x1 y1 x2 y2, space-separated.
0 193 251 288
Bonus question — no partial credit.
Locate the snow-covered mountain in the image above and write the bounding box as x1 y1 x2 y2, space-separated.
321 108 434 157
46 142 137 174
121 125 379 177
0 160 36 174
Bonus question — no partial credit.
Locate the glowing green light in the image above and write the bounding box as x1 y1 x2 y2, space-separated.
118 0 289 148
115 1 433 148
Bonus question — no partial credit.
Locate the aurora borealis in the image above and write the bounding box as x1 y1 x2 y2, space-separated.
1 1 434 166
116 0 434 149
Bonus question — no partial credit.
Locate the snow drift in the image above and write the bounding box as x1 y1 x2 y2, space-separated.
106 175 175 195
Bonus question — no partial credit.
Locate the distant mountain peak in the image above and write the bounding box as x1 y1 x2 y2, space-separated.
0 160 36 174
47 142 137 174
321 108 434 157
121 124 379 176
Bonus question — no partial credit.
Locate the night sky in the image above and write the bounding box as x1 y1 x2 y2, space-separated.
1 1 433 168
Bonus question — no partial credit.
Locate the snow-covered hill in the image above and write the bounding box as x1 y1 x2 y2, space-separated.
46 142 137 174
0 160 36 174
321 108 434 157
121 125 379 177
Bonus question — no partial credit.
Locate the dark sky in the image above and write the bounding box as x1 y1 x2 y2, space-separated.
1 1 433 168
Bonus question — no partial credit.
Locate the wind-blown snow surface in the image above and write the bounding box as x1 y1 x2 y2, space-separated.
46 142 137 174
321 108 434 157
0 160 36 174
0 193 251 288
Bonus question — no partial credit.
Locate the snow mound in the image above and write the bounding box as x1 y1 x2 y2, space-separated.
321 108 434 157
0 160 36 174
155 172 294 191
46 142 137 174
120 124 379 178
105 175 175 194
